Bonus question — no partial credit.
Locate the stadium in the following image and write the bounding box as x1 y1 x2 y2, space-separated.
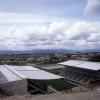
59 60 100 85
0 65 64 95
0 60 100 95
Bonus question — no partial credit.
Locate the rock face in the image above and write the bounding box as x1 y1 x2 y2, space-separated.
2 87 100 100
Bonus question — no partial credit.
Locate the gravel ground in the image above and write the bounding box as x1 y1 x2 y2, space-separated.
1 88 100 100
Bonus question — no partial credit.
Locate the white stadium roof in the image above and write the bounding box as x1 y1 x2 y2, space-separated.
7 65 63 80
59 60 84 66
0 65 63 84
59 60 100 71
18 70 62 80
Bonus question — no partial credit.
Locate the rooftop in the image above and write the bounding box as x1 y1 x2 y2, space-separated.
59 60 100 71
0 65 63 84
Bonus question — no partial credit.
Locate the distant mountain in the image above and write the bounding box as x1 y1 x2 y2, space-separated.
0 48 99 55
0 49 77 55
79 48 100 53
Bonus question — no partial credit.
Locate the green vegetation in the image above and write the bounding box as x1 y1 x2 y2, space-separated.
89 55 100 62
38 79 76 91
31 64 75 91
36 66 75 91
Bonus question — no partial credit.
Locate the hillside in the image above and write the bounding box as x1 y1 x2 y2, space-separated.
1 86 100 100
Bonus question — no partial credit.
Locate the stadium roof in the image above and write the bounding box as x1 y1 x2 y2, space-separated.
0 65 63 84
0 65 27 84
58 60 100 71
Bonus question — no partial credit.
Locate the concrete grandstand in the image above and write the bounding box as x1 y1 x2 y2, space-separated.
59 60 100 85
0 65 63 95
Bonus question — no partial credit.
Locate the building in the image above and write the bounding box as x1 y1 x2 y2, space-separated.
0 65 63 95
58 60 100 85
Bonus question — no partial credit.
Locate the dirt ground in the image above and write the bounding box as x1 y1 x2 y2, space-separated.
1 87 100 100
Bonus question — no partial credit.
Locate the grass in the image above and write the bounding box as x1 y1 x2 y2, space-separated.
36 67 75 91
38 79 76 91
30 64 76 91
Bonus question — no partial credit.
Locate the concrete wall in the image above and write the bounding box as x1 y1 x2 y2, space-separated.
0 79 28 95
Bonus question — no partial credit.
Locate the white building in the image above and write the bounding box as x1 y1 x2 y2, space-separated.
0 65 63 95
59 60 100 85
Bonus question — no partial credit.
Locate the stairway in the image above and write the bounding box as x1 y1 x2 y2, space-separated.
28 80 47 94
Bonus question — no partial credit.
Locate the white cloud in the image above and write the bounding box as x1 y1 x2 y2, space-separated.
0 21 99 50
85 0 100 15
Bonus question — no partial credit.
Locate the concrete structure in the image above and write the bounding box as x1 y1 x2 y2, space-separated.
40 64 65 70
0 65 63 95
59 60 100 85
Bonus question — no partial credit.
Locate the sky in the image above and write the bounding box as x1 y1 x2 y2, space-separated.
0 0 100 50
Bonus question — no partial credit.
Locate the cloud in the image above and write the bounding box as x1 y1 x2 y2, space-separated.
85 0 100 15
0 21 99 50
